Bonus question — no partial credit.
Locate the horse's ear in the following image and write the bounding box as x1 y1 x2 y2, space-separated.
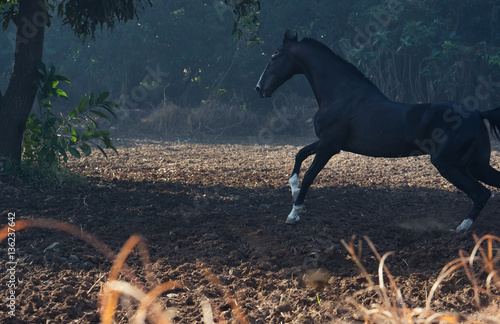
283 29 298 44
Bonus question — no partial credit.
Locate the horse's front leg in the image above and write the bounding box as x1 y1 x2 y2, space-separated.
286 145 339 224
289 141 319 201
289 174 300 201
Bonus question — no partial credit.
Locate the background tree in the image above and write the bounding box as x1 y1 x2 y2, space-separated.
0 1 498 156
0 0 154 169
0 0 260 169
22 0 494 113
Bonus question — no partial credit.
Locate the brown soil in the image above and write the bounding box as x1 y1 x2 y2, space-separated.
1 136 500 323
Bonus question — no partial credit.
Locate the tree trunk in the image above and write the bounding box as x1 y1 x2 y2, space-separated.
0 0 46 169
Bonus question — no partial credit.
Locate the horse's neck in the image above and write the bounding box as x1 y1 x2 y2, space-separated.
296 47 387 107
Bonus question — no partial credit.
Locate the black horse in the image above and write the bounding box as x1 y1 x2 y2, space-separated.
256 30 500 231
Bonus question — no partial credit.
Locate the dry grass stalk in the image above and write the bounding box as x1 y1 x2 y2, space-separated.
0 218 182 323
469 234 500 292
201 267 250 324
99 233 183 324
342 235 500 323
341 236 407 323
200 296 215 324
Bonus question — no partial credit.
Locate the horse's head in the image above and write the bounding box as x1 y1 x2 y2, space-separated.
255 29 298 98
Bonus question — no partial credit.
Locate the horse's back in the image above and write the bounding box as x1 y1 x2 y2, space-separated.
339 101 486 158
339 101 427 157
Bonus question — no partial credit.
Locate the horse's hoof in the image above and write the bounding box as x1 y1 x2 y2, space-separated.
454 218 473 232
286 205 303 224
285 214 300 224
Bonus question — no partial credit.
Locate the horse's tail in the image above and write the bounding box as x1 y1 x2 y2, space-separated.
479 107 500 140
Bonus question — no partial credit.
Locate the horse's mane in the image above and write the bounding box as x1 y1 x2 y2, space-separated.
300 37 376 87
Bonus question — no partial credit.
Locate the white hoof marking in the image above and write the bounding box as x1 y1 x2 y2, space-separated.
285 214 300 224
289 174 300 201
286 205 303 224
454 218 473 232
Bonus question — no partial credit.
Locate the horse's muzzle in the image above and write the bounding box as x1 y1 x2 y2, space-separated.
255 84 272 98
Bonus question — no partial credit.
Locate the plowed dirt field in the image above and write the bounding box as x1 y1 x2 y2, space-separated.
1 136 500 323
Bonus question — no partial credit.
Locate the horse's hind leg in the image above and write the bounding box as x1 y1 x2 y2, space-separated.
286 145 339 224
432 160 491 231
290 141 319 200
469 161 500 189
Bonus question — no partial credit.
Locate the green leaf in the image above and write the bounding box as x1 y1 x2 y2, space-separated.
86 114 98 128
69 126 79 143
47 64 56 79
68 107 79 119
96 91 110 103
55 88 68 99
89 109 111 120
55 74 71 84
59 147 69 162
95 144 109 158
80 143 92 156
68 147 81 159
2 18 11 32
36 61 47 77
77 95 88 113
101 104 118 119
42 99 52 109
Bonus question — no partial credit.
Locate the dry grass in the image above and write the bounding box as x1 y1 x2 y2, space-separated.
341 235 500 323
137 98 254 136
1 218 499 323
0 218 248 324
115 92 317 138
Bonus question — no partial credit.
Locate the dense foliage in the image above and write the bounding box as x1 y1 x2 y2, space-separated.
0 0 159 169
24 62 118 168
1 0 499 115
